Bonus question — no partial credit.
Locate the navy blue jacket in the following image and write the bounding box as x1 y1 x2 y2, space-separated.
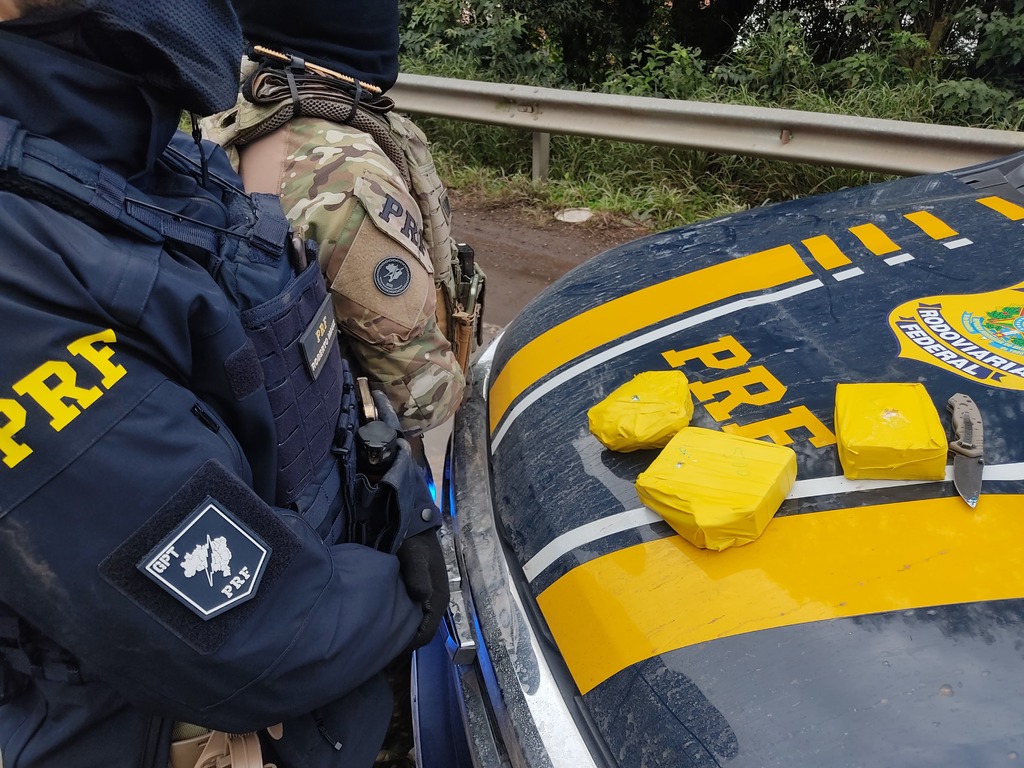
0 29 422 768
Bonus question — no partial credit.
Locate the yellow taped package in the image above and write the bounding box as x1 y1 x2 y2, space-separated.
588 370 694 452
834 382 947 480
635 427 797 551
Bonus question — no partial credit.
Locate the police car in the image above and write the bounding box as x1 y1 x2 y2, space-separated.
413 151 1024 768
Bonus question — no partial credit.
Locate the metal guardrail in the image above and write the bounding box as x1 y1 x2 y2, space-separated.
391 73 1024 179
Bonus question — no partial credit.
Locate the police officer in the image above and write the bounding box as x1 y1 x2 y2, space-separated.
204 0 484 437
0 1 447 767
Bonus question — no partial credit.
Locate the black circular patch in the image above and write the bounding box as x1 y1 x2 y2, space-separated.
373 257 412 297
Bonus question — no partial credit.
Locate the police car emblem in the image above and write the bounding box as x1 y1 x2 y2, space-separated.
373 257 411 297
138 497 271 620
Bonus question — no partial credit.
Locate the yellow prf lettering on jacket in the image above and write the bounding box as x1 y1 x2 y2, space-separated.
1 329 127 469
0 398 30 469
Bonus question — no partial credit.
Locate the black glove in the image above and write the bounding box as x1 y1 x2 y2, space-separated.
396 529 450 652
371 389 401 431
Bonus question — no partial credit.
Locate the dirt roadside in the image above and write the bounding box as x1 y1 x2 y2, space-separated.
422 192 654 476
447 191 653 328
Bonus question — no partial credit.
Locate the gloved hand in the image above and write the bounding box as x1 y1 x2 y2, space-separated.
396 529 450 652
371 389 401 432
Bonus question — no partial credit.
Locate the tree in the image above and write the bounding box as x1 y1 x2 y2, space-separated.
401 0 1023 99
762 0 1023 86
669 0 761 63
970 0 1024 90
400 0 558 82
505 0 665 85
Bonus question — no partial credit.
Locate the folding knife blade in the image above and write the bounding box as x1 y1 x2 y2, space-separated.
947 393 984 508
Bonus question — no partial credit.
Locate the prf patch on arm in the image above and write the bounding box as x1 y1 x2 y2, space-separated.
138 497 271 620
100 460 300 653
321 175 435 348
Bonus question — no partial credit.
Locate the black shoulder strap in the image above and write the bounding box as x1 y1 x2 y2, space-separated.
0 115 164 242
0 115 287 261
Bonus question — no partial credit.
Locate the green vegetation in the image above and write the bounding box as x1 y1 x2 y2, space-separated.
400 0 1023 230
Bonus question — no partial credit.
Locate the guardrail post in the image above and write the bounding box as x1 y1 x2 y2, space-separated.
532 132 550 182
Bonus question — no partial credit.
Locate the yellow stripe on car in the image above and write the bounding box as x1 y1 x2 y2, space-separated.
487 246 814 433
537 494 1024 694
848 223 901 255
903 210 958 239
977 195 1024 221
801 234 851 270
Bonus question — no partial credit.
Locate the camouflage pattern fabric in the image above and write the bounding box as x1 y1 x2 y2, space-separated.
205 88 465 435
385 109 487 372
386 111 455 290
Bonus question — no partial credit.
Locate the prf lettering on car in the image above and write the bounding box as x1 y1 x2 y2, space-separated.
662 334 837 448
0 329 126 469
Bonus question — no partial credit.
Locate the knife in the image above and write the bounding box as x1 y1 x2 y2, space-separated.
947 393 984 508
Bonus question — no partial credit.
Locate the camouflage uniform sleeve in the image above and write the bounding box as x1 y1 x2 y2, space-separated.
244 117 465 432
345 316 466 435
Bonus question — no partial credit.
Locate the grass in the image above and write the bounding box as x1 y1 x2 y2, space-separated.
421 118 890 231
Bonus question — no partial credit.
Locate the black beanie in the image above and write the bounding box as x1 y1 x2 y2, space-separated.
233 0 400 92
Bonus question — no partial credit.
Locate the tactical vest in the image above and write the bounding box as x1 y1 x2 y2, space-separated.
211 56 486 372
0 116 359 691
0 116 357 516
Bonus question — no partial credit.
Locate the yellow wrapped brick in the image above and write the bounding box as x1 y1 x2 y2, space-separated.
636 427 797 551
588 370 694 452
834 382 947 480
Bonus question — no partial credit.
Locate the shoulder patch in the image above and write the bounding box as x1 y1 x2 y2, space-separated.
99 459 300 654
373 257 412 297
352 175 431 272
138 497 271 620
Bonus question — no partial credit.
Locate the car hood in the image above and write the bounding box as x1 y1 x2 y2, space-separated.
472 152 1024 767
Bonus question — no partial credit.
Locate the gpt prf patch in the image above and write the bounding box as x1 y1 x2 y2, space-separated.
139 497 271 620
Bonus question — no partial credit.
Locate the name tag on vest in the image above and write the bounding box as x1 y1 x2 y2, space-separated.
300 295 339 380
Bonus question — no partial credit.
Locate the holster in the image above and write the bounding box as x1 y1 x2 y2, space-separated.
350 437 438 555
449 306 479 374
438 242 486 374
